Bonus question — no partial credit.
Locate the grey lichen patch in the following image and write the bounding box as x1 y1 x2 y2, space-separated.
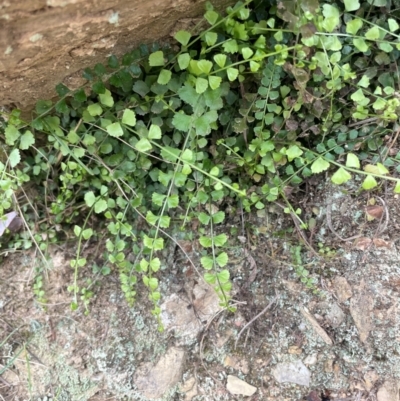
108 12 119 26
26 327 100 401
29 34 43 43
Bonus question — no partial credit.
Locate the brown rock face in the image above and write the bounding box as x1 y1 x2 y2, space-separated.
0 0 233 110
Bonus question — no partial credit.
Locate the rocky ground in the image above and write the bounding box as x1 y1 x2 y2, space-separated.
1 180 400 401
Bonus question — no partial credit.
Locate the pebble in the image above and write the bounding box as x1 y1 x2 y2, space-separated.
272 360 311 386
226 375 257 396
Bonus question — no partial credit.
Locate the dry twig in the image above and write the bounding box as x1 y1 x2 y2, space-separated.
235 294 279 349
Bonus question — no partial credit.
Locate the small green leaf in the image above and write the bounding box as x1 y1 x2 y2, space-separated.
153 238 164 251
172 112 192 132
167 194 179 208
214 233 227 247
149 124 162 139
152 193 166 206
74 225 81 237
346 153 360 168
108 55 119 69
196 77 209 94
85 191 96 207
149 51 164 67
5 125 21 146
286 145 303 161
204 272 216 284
204 10 219 25
107 122 124 137
146 211 159 225
198 212 211 225
216 252 228 267
135 138 152 152
322 4 340 32
82 228 93 240
158 69 172 85
365 26 380 40
159 215 170 228
148 277 158 290
214 54 226 68
351 88 367 103
175 30 191 46
250 61 260 72
227 68 239 81
217 269 230 283
358 75 370 88
241 47 253 59
353 38 369 52
208 75 222 90
150 258 161 272
364 164 388 174
199 236 213 247
205 31 218 46
212 211 225 224
388 18 399 32
223 39 238 53
94 199 108 214
178 53 191 70
19 130 35 150
181 149 193 162
99 89 114 107
331 167 352 184
8 149 20 168
394 181 400 193
87 103 103 116
362 175 377 190
56 83 70 97
122 109 136 126
311 157 330 173
209 166 219 176
197 60 213 74
346 18 363 35
344 0 360 11
201 256 214 270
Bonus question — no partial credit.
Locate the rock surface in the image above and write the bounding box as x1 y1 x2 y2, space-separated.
0 0 233 109
134 346 186 399
333 276 353 302
272 360 311 387
226 375 257 396
161 281 222 340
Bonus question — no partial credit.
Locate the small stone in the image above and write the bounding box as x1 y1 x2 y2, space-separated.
226 375 257 396
288 345 302 355
377 380 399 401
180 376 197 401
333 277 352 303
350 279 374 343
326 303 345 328
303 353 318 366
272 360 311 386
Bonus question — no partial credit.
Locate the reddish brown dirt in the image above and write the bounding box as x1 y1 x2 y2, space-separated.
0 0 233 110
